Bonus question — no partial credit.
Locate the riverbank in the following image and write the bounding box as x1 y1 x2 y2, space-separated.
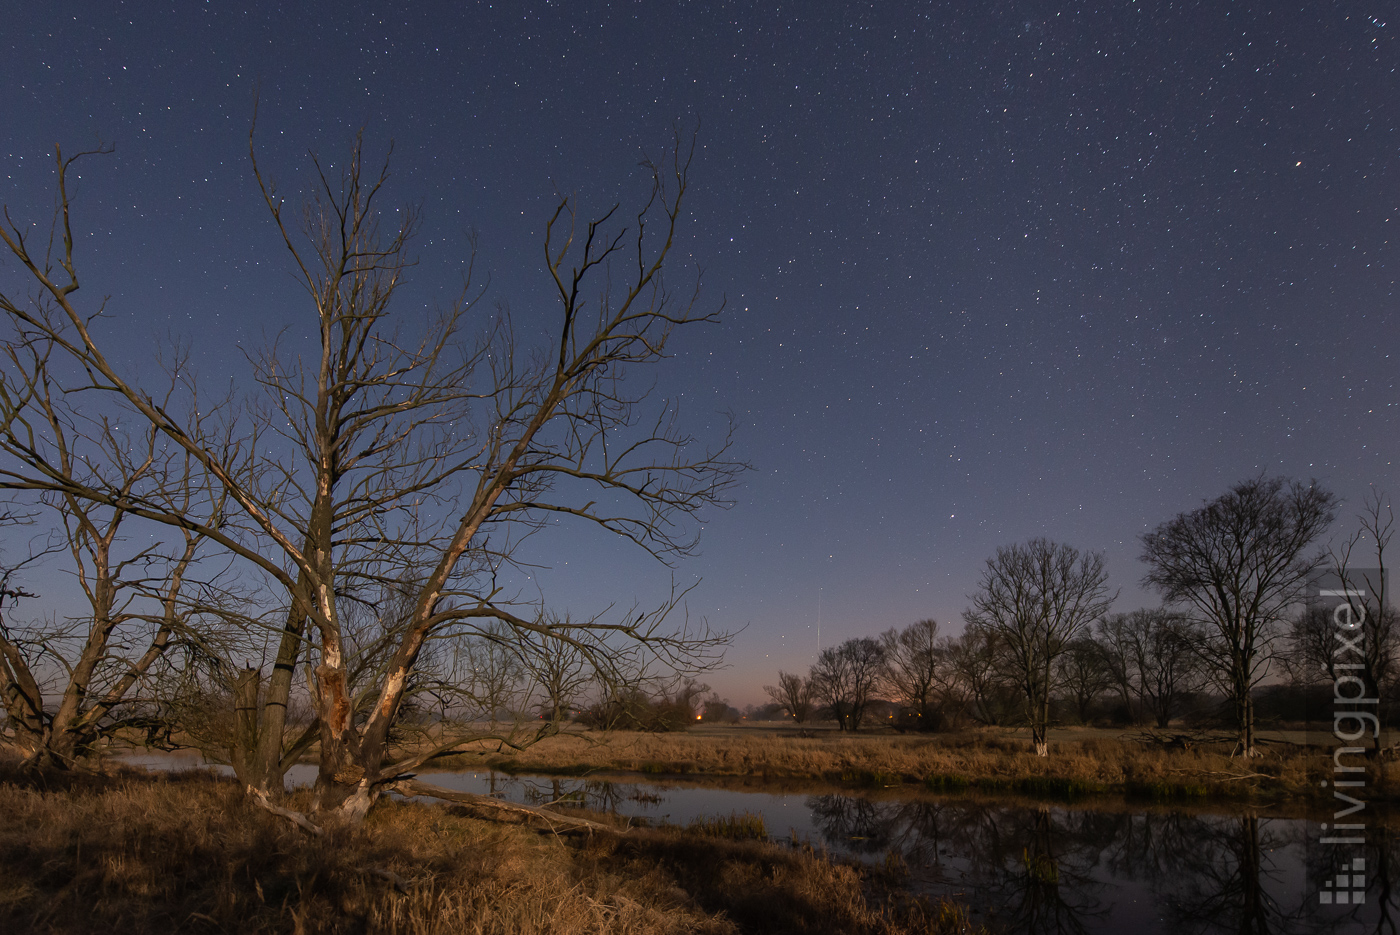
0 759 979 935
437 724 1393 804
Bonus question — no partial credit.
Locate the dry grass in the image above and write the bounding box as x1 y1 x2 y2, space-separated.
0 759 980 935
444 724 1393 803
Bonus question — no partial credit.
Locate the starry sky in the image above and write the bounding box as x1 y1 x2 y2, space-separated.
3 2 1396 704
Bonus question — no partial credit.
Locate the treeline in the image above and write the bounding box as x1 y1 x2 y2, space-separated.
765 479 1395 758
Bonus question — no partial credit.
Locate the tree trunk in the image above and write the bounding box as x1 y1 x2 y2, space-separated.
0 634 48 761
1030 678 1051 757
250 602 308 793
1232 669 1256 757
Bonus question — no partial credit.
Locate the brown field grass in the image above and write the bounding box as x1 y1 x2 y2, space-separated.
435 724 1394 804
0 759 980 935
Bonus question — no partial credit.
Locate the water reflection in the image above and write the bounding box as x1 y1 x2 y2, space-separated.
118 754 1399 933
415 770 1399 934
803 795 1400 935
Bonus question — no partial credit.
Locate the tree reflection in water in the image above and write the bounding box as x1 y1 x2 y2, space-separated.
440 772 1400 934
808 795 1108 934
805 792 1400 935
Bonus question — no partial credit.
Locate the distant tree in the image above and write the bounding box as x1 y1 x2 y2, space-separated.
879 618 942 730
581 676 707 732
964 538 1114 756
1094 612 1141 723
763 670 816 724
1287 489 1397 756
700 695 739 723
944 624 1019 726
513 612 594 727
809 637 886 732
453 624 527 724
1141 476 1336 756
1054 636 1114 724
1097 608 1205 730
742 701 786 721
1281 604 1335 690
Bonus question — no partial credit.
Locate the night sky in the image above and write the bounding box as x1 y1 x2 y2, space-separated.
3 2 1396 705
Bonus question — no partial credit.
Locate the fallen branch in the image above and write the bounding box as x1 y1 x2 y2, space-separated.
391 779 618 835
1167 769 1270 782
247 786 325 837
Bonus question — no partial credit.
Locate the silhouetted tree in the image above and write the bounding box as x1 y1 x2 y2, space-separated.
763 670 816 724
1141 476 1336 756
1096 608 1205 729
879 618 943 729
1055 637 1114 724
945 623 1020 726
810 637 886 731
964 539 1114 755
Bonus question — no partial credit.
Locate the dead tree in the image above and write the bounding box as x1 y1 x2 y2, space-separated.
963 538 1114 756
1140 476 1336 757
0 131 742 818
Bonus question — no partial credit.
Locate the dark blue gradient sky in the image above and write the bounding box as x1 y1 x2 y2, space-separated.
3 2 1396 703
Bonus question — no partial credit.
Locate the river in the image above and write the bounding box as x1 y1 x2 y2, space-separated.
120 755 1395 933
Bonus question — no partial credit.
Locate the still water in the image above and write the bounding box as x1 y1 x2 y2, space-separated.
120 755 1395 934
414 769 1396 935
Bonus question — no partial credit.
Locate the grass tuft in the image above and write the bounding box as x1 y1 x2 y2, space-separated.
685 811 768 841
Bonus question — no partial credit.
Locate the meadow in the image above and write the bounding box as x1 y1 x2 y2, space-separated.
441 723 1389 805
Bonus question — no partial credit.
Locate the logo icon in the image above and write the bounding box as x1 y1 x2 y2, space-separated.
1319 857 1366 905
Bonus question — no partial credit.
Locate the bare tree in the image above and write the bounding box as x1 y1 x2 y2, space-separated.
880 618 942 730
963 538 1114 756
1140 476 1336 757
1054 636 1114 725
452 624 527 725
583 671 707 731
1096 609 1204 730
0 131 742 819
1093 612 1140 723
1298 488 1397 757
943 624 1018 726
763 669 815 724
809 637 886 732
513 611 594 726
0 342 230 769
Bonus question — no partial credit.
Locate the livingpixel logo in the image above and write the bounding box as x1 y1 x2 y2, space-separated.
1311 568 1384 909
1318 856 1367 905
